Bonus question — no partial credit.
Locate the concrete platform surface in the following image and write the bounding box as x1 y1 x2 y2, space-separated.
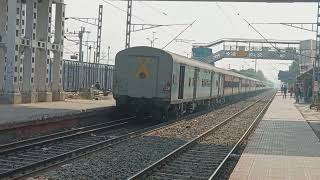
229 95 320 180
295 103 320 148
0 97 115 125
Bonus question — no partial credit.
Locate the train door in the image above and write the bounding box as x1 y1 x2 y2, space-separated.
178 65 185 99
193 68 199 99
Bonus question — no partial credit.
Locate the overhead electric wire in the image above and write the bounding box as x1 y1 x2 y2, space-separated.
138 2 168 16
98 0 189 49
99 0 145 22
63 47 78 55
213 4 294 75
215 2 235 27
231 11 315 59
64 36 94 49
162 20 197 50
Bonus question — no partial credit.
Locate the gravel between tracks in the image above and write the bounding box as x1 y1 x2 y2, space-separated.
142 97 270 179
210 99 270 180
40 91 273 180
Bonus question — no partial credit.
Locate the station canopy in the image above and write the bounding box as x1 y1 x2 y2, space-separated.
297 69 313 81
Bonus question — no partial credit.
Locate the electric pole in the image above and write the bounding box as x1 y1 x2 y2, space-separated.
125 0 133 49
107 46 110 65
95 5 103 64
314 0 320 103
78 27 86 62
146 38 153 47
184 51 190 58
89 45 92 63
152 31 156 47
146 32 158 47
65 5 104 64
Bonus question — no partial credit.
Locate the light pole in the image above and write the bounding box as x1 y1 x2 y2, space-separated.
146 32 158 47
146 37 153 47
107 46 110 65
152 31 156 47
183 51 190 58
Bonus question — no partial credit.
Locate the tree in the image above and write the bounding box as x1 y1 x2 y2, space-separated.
289 60 300 78
235 68 274 87
237 68 267 81
279 60 300 85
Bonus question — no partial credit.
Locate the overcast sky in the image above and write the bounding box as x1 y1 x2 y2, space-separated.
63 0 317 83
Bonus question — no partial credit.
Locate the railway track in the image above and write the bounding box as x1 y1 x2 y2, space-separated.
0 117 139 179
0 91 270 180
128 93 275 180
0 109 211 180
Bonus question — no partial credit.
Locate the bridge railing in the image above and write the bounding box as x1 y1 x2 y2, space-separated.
193 45 300 63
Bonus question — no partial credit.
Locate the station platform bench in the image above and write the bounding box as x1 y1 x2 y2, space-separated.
229 94 320 180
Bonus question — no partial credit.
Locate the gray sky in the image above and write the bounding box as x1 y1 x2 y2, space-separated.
63 1 317 83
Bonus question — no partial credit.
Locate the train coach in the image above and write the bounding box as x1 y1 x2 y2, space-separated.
113 46 266 121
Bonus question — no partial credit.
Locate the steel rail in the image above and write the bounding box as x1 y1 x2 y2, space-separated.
0 118 132 155
0 118 136 179
2 91 267 180
128 93 274 180
0 117 134 152
5 113 206 180
208 92 276 179
1 109 209 180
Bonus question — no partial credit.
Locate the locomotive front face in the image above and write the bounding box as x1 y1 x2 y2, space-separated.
128 56 159 98
113 47 173 114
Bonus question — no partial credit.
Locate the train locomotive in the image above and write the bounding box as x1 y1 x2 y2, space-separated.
113 47 266 121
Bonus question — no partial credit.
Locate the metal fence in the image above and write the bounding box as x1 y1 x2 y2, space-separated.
62 60 114 92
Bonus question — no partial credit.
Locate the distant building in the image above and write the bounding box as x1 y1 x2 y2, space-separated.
192 47 213 63
299 40 316 74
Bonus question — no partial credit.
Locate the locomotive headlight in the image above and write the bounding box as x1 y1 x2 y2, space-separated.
139 72 147 79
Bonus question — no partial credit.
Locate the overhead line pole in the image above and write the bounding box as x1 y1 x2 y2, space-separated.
96 5 103 64
79 27 86 62
125 0 133 49
314 0 320 103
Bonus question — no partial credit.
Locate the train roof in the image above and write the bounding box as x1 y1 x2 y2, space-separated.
119 46 262 83
166 51 261 82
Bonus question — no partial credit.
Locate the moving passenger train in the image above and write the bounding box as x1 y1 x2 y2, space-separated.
113 47 266 121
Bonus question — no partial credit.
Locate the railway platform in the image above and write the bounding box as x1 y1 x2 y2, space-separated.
229 94 320 180
0 97 115 130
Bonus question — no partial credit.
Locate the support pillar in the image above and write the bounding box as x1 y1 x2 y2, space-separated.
52 2 65 101
0 0 6 93
21 0 37 103
34 0 52 102
0 0 22 104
